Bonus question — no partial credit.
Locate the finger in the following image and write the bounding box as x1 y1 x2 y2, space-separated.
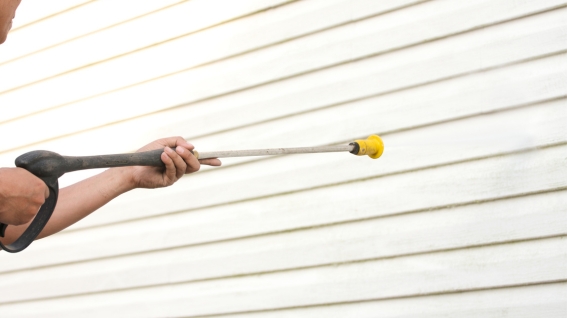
44 185 50 199
170 144 199 173
179 147 200 173
199 158 222 166
165 147 187 179
174 146 193 167
160 136 194 151
161 151 177 183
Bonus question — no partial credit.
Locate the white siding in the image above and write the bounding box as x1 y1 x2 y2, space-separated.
0 0 566 317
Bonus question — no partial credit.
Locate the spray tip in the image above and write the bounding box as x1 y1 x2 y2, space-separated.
351 135 384 159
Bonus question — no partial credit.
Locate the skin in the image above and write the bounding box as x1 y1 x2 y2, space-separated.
0 168 49 225
0 0 20 44
0 1 222 244
0 137 221 245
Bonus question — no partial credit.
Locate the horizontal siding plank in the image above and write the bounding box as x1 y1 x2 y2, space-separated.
0 0 183 67
9 0 92 30
0 0 565 152
0 190 565 303
0 0 292 115
0 237 565 317
220 283 567 318
2 119 565 272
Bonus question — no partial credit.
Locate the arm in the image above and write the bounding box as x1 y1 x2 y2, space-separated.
0 137 220 244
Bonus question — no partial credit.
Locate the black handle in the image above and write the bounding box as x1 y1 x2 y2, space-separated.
0 148 171 253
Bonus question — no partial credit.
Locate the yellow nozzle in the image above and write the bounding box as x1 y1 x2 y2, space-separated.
354 135 384 159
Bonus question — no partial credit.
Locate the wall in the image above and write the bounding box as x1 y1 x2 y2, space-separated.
0 0 566 317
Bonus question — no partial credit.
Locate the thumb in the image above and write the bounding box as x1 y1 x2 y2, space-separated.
44 184 50 199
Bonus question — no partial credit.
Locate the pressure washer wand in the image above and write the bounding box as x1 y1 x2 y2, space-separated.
0 135 383 253
196 135 384 159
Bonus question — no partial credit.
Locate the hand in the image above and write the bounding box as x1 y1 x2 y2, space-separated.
127 136 221 189
0 168 50 225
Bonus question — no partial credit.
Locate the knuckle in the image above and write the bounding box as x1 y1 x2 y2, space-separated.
31 190 47 206
26 207 37 218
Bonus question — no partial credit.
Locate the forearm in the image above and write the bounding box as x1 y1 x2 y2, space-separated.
1 167 135 244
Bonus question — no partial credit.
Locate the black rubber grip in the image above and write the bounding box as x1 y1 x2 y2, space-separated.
0 148 174 253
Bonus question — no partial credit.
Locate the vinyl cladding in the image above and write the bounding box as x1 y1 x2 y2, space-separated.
0 0 566 317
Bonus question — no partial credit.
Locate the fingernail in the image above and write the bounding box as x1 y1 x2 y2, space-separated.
177 147 184 154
